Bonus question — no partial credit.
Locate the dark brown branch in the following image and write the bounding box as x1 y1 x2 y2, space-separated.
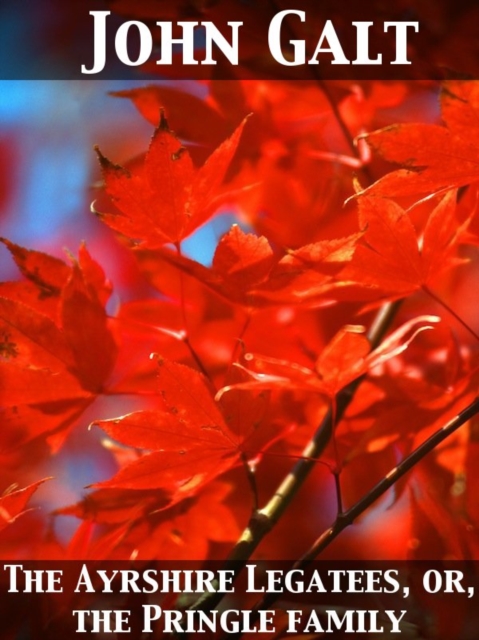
249 394 479 616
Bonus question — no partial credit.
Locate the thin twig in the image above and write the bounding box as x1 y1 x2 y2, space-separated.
175 243 212 382
244 395 479 618
423 285 479 343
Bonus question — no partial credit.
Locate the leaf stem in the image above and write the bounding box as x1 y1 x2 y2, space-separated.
329 398 343 514
182 334 212 382
228 312 252 376
423 285 479 342
175 243 212 381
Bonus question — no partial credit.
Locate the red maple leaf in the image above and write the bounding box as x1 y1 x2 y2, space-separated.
358 81 479 199
340 189 471 303
0 240 117 448
217 316 439 401
66 481 240 560
136 225 361 307
94 112 248 247
89 357 289 510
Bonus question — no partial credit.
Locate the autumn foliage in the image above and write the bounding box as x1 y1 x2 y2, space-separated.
3 65 479 627
1 76 479 572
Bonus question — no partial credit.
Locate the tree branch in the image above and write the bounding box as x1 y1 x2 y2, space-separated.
243 394 479 618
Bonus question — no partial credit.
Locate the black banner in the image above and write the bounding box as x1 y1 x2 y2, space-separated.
1 0 479 80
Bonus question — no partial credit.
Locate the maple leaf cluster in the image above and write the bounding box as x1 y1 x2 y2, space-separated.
2 77 479 590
